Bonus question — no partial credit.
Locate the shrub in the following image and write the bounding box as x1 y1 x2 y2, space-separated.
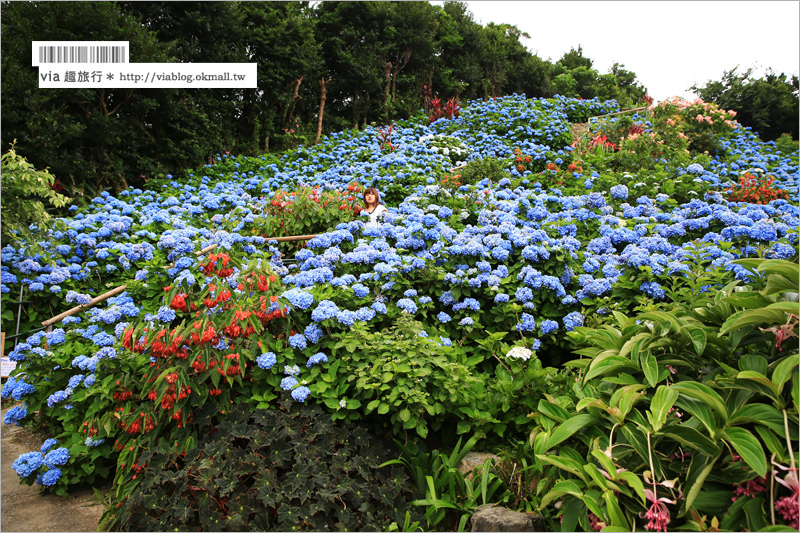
458 157 509 185
103 397 420 531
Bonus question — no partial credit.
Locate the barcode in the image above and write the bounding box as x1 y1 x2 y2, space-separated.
37 45 126 64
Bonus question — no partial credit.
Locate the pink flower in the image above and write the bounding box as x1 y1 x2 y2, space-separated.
774 463 799 528
666 118 676 126
732 476 766 502
642 488 674 532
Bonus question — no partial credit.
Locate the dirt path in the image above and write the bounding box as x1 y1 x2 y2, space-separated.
2 406 108 532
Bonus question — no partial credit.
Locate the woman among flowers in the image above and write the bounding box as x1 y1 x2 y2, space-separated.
362 187 387 228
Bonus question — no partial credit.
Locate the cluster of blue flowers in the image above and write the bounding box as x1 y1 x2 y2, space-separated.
2 93 797 489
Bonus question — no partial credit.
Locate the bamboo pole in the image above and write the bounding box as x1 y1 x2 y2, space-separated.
40 234 320 328
42 284 128 328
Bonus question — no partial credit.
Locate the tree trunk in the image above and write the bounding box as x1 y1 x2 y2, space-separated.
383 61 392 124
316 77 330 145
391 49 412 102
284 75 304 129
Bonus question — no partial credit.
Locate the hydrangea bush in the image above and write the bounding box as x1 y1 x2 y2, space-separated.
2 93 797 529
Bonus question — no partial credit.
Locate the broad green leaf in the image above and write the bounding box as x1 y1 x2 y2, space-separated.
674 396 718 436
728 403 787 436
648 386 678 433
671 381 728 420
757 259 800 283
737 370 779 398
538 479 585 509
679 452 720 518
543 414 596 452
685 326 707 356
537 399 571 423
755 425 788 463
576 398 609 412
536 454 588 483
724 427 767 478
660 425 721 456
583 463 609 490
720 308 795 335
603 489 630 530
640 351 659 388
617 471 646 505
771 355 799 395
591 450 617 480
398 408 411 422
738 354 768 374
722 292 774 309
584 356 637 383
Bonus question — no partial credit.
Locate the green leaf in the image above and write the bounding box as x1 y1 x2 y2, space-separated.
737 371 779 399
724 427 767 478
680 451 720 518
674 396 718 436
660 426 721 456
538 479 585 509
647 385 678 433
671 381 729 420
771 355 799 395
377 403 390 415
602 489 629 530
583 463 608 490
536 454 588 483
739 354 768 375
617 471 646 505
398 408 411 422
537 399 571 423
728 403 787 436
685 326 707 356
543 414 596 452
583 356 637 384
590 450 617 480
720 308 795 335
640 351 659 388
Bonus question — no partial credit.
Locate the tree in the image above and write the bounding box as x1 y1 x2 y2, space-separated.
691 67 799 141
1 1 174 193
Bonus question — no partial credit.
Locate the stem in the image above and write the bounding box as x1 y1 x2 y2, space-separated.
770 452 776 525
783 409 797 473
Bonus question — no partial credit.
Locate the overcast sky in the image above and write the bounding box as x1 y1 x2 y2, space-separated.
449 1 800 102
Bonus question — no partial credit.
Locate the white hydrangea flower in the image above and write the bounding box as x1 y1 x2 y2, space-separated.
506 346 532 361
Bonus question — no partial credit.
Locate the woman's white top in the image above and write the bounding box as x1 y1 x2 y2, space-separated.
365 204 388 227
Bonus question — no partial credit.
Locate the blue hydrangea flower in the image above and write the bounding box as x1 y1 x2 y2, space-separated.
4 405 28 426
257 352 277 369
288 334 307 350
280 376 298 390
12 451 43 478
44 447 70 468
40 468 62 486
396 298 417 314
436 312 451 323
291 386 311 402
306 352 328 367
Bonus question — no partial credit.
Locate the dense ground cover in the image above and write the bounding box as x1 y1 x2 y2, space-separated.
2 94 798 532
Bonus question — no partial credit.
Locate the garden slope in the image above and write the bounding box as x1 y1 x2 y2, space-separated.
2 406 105 532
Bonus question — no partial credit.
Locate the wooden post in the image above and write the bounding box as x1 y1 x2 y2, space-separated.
316 77 330 145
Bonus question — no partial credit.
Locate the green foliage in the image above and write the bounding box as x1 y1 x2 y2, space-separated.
321 315 480 439
691 67 800 141
532 259 800 531
458 157 509 185
0 142 71 254
103 397 420 531
386 435 511 531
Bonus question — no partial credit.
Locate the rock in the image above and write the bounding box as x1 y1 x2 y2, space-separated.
470 504 543 532
457 452 500 481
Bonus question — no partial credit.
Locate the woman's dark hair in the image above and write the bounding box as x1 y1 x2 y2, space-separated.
362 187 382 206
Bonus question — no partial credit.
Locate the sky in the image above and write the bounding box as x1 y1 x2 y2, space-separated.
446 1 800 102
